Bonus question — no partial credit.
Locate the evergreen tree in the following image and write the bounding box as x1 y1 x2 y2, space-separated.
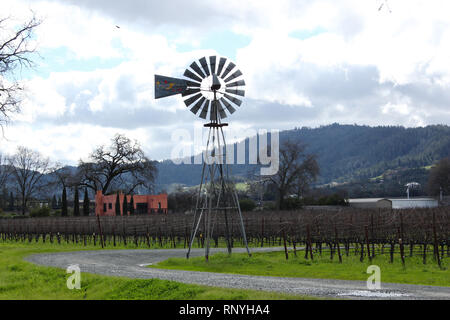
73 186 79 216
8 192 14 212
122 194 128 216
115 191 121 216
1 187 8 211
129 194 134 215
51 195 57 210
83 188 90 216
61 187 68 217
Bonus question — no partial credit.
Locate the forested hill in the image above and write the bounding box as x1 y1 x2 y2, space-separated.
155 123 450 191
283 123 450 184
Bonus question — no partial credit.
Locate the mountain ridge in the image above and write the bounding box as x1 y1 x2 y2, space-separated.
154 123 450 193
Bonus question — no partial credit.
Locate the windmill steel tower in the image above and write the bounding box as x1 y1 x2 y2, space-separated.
155 56 251 260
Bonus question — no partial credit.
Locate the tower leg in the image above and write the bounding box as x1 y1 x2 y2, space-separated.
232 190 251 257
186 99 251 261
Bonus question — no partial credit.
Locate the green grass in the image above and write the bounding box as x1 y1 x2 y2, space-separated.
0 241 312 300
152 248 450 287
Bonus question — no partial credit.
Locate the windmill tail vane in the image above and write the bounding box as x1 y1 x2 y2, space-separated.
154 75 188 99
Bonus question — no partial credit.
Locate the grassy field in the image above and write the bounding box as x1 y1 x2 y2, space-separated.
0 241 311 300
152 248 450 287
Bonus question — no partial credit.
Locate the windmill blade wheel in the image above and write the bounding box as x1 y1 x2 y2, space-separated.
182 56 245 120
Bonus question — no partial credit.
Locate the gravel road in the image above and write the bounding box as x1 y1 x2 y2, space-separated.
25 248 450 300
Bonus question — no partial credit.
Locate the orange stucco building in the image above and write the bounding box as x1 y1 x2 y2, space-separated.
95 191 168 216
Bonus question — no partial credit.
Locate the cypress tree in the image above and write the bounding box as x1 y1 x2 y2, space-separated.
83 188 90 216
129 194 134 215
61 187 68 217
8 192 14 211
115 191 121 216
1 187 7 210
73 186 80 216
51 195 57 210
122 194 128 216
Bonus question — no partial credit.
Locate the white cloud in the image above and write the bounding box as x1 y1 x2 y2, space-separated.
2 0 450 164
0 122 153 165
381 102 410 115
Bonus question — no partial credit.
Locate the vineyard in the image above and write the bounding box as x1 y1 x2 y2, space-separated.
0 207 449 268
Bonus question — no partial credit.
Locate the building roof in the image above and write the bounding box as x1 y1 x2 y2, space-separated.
348 198 384 203
380 198 438 202
349 197 437 203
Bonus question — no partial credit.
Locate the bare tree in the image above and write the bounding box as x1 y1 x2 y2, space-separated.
268 140 319 210
75 134 157 195
49 162 76 188
427 157 450 196
8 146 51 215
0 14 41 128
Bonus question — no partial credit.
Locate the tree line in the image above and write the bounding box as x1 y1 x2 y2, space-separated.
0 134 157 216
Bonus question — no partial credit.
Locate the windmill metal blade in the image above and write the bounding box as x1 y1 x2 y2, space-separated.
209 56 217 75
154 74 187 99
199 100 210 119
224 69 243 83
183 69 202 83
217 100 227 119
190 96 205 115
219 98 236 114
217 57 227 77
184 93 202 107
225 79 245 88
224 93 242 106
225 88 245 97
199 57 210 77
221 62 236 79
190 61 206 78
186 80 200 87
181 88 200 97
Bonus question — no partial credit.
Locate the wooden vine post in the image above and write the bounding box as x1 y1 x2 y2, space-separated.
96 214 104 249
432 211 442 269
335 226 342 263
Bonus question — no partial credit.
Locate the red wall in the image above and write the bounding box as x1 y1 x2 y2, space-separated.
95 191 168 216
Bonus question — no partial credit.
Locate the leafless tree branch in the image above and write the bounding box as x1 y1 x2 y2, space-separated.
75 134 157 195
0 13 41 128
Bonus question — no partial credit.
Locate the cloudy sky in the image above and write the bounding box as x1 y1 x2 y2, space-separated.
1 0 450 164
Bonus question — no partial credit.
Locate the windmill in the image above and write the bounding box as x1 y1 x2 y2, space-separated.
155 56 251 260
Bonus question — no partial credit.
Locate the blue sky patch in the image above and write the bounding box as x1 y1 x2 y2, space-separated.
175 30 251 60
289 27 326 40
22 45 127 79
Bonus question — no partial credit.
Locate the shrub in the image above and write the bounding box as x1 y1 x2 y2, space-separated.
281 197 303 210
239 198 256 212
30 206 51 217
262 201 276 211
52 210 61 217
300 193 349 206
